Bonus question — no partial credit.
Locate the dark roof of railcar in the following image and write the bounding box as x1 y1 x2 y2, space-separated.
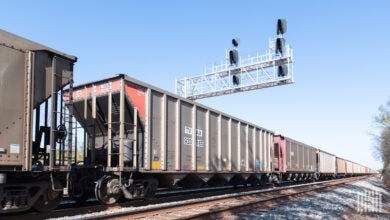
0 29 77 62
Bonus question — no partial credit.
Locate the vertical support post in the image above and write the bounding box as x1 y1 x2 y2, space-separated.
191 105 196 171
228 118 232 171
144 88 151 170
237 122 241 171
107 84 112 168
252 128 256 171
90 85 96 166
82 87 87 165
34 105 40 160
161 95 166 170
49 56 57 170
83 87 87 119
217 114 221 171
60 87 64 166
44 100 49 165
205 110 210 171
119 78 125 171
133 107 138 168
92 85 96 119
246 125 249 171
25 51 33 171
259 130 263 171
67 72 73 167
267 132 271 171
175 99 180 171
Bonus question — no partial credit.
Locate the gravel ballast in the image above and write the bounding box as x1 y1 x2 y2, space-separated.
223 176 389 220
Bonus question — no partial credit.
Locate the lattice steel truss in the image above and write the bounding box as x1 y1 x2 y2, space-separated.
175 38 294 100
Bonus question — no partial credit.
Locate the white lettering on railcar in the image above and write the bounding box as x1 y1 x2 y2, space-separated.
184 126 203 137
184 137 192 145
184 126 192 135
196 129 203 137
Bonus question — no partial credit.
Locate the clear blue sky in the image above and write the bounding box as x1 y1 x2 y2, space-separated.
2 1 389 170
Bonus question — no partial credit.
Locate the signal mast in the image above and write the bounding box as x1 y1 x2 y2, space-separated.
175 19 294 100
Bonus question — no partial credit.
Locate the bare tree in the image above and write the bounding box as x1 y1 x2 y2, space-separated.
374 100 390 187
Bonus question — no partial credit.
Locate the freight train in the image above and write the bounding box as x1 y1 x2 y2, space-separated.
0 29 377 213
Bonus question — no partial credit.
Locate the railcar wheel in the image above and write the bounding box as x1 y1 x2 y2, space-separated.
95 175 122 205
71 176 95 203
33 179 63 212
144 178 158 199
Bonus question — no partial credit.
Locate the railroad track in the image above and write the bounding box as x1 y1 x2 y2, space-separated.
0 176 368 220
91 176 367 220
0 183 271 220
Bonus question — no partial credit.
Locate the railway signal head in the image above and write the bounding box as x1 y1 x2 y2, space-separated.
232 38 240 47
276 37 285 55
278 64 288 77
232 74 240 86
277 19 287 35
229 49 239 66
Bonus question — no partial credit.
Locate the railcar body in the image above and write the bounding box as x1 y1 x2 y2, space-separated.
317 150 336 179
336 157 347 177
68 74 275 204
0 29 77 213
273 135 316 181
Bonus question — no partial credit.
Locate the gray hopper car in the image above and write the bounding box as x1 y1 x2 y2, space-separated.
68 74 275 204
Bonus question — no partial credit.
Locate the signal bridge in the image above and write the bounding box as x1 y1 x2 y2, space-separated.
175 38 294 100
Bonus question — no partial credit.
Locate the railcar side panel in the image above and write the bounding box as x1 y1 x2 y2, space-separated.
240 123 247 171
254 128 262 171
265 131 270 171
221 116 230 171
150 91 164 170
196 107 207 171
231 120 239 171
180 101 194 171
346 160 353 174
166 96 178 170
0 46 26 168
336 157 346 174
209 112 219 171
248 126 254 171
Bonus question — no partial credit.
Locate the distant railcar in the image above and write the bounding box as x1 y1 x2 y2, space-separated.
274 135 316 181
336 157 347 177
317 150 336 179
